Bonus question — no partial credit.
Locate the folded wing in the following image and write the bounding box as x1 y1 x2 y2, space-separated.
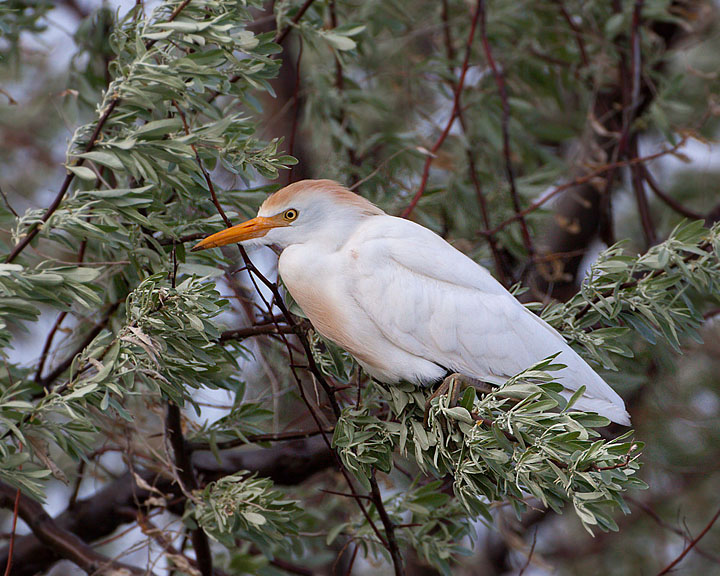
346 216 630 425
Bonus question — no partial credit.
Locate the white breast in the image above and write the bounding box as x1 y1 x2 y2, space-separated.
278 241 447 384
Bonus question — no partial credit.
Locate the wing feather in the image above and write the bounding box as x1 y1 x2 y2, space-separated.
344 215 630 424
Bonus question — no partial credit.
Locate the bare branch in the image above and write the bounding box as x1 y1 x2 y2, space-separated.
0 481 152 576
656 507 720 575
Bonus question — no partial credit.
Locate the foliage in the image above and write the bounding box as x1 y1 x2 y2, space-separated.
0 0 719 575
188 471 302 552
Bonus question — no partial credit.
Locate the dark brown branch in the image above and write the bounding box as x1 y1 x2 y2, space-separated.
478 0 534 257
166 402 213 576
220 323 296 341
630 136 657 246
369 472 404 576
35 242 87 383
275 0 317 45
555 1 589 68
34 311 68 384
2 483 19 576
187 426 334 452
641 164 704 220
270 557 315 576
158 232 208 246
401 0 483 219
0 482 150 576
656 507 720 575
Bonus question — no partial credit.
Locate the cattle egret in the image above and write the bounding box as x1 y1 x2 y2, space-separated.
193 179 630 425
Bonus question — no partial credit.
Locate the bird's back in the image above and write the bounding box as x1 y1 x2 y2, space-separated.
338 215 630 424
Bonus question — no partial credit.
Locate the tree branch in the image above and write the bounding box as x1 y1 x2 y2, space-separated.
369 472 404 576
0 482 151 576
400 0 483 219
478 0 535 257
0 439 335 576
4 0 194 264
656 507 720 575
166 402 213 576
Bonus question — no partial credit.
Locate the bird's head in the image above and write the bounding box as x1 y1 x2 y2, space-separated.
191 179 384 252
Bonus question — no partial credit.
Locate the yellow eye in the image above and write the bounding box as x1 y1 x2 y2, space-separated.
283 209 298 221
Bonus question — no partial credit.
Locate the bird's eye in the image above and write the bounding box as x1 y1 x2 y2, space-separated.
283 209 298 221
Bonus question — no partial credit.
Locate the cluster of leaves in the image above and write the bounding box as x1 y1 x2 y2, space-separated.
542 220 720 369
118 274 239 406
333 360 643 542
0 263 101 350
1 0 291 479
188 471 302 554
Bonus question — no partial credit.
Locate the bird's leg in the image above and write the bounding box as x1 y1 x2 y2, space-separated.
423 373 494 426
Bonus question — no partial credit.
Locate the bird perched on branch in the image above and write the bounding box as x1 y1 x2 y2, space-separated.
193 179 630 425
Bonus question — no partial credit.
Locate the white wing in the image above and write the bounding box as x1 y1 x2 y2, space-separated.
344 215 630 425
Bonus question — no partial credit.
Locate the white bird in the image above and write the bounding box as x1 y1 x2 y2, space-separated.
193 179 630 425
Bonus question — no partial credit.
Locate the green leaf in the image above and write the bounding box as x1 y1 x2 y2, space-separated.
66 165 97 181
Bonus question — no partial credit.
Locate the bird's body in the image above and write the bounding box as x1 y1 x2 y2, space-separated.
194 180 630 425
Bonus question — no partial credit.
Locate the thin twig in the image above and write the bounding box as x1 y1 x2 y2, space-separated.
400 0 483 219
2 443 21 576
656 507 720 575
440 0 510 286
630 136 656 246
478 0 534 257
641 164 704 220
555 1 589 68
275 0 316 45
369 472 404 576
4 0 194 264
628 497 720 564
485 137 690 236
37 301 122 392
518 527 538 576
220 323 296 341
0 186 18 218
182 103 390 556
165 402 213 576
287 37 304 184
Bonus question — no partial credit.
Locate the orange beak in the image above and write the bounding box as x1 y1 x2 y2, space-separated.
191 216 287 252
